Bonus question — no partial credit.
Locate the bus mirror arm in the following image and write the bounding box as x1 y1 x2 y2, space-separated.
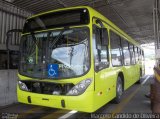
96 19 104 28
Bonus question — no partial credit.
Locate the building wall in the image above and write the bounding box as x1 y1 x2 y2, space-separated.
0 1 31 107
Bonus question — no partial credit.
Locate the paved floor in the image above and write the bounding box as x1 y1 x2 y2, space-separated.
0 75 153 119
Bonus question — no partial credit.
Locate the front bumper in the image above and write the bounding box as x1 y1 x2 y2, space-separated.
17 86 95 112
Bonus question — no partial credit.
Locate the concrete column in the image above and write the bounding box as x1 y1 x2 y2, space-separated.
153 0 160 66
0 70 18 106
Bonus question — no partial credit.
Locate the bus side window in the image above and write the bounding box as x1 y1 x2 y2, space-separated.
93 26 109 71
133 45 136 64
135 47 138 63
142 50 144 60
121 39 131 66
138 48 141 61
110 31 123 67
129 44 136 65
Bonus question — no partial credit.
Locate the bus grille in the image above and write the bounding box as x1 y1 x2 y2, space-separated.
19 81 74 95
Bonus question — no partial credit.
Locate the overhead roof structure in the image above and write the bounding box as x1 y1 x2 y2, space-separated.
3 0 154 45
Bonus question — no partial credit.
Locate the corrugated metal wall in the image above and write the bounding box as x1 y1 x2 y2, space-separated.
0 1 31 49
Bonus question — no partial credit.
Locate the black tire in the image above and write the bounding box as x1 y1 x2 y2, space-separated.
114 77 123 104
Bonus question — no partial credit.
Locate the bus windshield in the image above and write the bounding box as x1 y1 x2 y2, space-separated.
19 27 90 79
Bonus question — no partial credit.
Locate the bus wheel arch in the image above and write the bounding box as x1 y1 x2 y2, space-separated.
118 72 124 91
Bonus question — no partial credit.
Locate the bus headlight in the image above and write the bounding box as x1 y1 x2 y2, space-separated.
66 79 92 96
18 81 28 91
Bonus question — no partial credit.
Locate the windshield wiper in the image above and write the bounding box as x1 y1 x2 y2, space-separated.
50 27 69 48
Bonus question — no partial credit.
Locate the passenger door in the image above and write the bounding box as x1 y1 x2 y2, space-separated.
92 19 116 107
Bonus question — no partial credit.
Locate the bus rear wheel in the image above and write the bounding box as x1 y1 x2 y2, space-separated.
114 77 123 104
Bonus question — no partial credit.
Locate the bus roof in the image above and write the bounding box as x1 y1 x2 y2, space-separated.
27 6 142 50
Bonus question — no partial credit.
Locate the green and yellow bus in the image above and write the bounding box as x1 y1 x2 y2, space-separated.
17 6 145 112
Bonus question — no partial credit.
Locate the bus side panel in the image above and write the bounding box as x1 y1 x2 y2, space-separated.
123 64 141 90
92 67 117 111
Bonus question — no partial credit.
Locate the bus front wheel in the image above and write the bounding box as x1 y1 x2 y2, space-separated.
114 77 123 104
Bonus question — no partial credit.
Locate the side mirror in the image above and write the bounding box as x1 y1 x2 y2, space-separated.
6 29 22 50
6 29 22 69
